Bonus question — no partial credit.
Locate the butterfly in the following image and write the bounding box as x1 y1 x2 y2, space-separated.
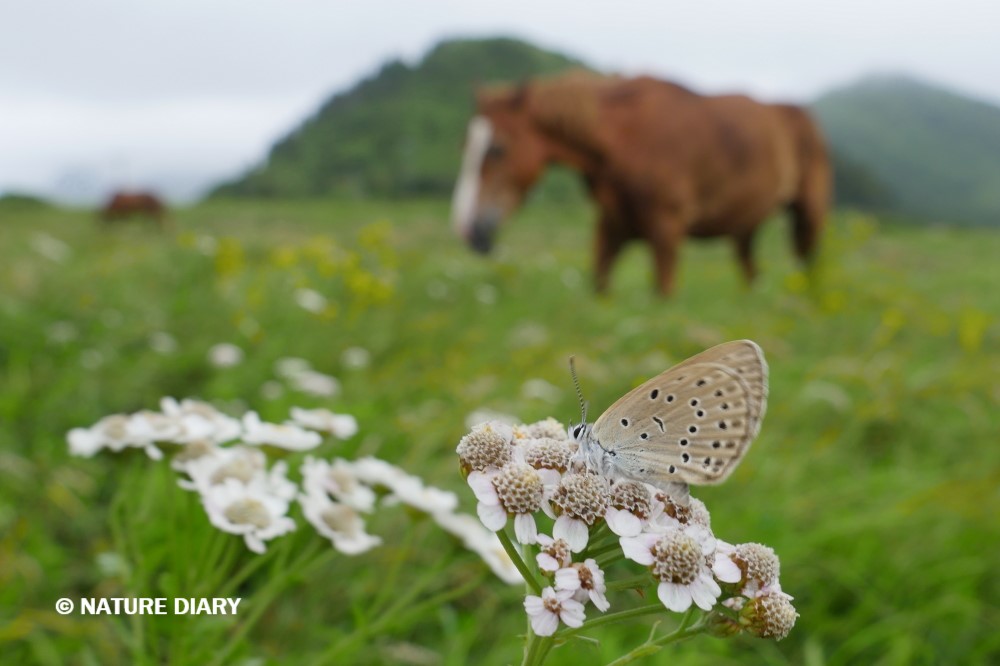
571 340 768 502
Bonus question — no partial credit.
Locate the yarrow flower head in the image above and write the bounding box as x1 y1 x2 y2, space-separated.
551 472 608 552
200 477 296 554
298 462 381 556
523 586 585 637
522 437 574 479
468 463 550 544
742 590 799 640
514 417 569 441
456 420 513 474
605 480 654 537
535 534 573 574
731 542 781 595
621 524 735 612
301 456 376 512
653 492 712 530
555 558 609 612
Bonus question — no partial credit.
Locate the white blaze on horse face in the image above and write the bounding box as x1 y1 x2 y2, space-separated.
451 116 493 239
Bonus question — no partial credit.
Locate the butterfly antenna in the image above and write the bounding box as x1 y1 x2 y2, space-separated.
568 356 589 424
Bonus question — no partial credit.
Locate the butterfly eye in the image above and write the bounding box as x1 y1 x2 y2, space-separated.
572 425 584 439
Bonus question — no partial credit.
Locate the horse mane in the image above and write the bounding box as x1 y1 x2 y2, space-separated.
478 70 618 156
525 71 617 155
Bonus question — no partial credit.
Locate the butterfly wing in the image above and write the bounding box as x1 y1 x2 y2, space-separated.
668 339 768 430
592 340 768 486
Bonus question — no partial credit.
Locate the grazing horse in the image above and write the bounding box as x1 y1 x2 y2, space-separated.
100 191 167 228
451 72 831 295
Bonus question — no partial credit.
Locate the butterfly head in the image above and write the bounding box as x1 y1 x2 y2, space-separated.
570 422 619 478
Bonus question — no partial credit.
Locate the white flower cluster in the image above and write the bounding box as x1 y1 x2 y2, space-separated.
67 397 353 460
67 399 523 583
457 418 798 639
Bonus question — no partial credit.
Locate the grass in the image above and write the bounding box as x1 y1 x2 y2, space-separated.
1 198 998 664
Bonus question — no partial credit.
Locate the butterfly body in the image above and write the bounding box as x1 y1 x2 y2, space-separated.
571 340 768 494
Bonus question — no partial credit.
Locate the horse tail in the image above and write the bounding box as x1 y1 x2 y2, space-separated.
776 105 831 265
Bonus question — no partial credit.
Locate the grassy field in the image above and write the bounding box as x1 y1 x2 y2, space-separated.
1 198 998 665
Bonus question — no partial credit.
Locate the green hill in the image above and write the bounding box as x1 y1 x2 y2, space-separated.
813 74 1000 225
212 38 584 198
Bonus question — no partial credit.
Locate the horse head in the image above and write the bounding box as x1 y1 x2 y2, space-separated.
451 85 550 254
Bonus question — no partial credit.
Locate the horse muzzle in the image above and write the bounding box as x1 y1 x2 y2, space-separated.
467 213 500 255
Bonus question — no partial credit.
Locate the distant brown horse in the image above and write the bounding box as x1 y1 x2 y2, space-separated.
451 72 831 295
101 191 167 228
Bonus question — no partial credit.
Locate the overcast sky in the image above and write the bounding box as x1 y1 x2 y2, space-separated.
2 0 998 202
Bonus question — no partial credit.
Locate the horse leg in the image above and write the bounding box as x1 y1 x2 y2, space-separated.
789 199 823 265
648 218 684 297
594 215 626 294
790 149 831 267
733 229 759 284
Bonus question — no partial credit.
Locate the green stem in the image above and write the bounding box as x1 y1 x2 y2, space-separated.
560 603 664 636
676 606 697 631
606 574 653 592
589 521 610 543
523 634 554 666
496 528 542 594
582 537 621 560
603 618 708 666
595 549 626 568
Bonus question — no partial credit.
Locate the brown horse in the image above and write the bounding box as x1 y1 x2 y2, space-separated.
101 191 167 228
451 72 830 295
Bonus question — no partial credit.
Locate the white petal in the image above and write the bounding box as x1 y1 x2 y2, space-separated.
244 534 266 555
537 552 560 573
553 515 588 552
690 577 719 611
554 568 581 591
606 508 642 537
467 472 500 505
702 572 722 597
524 595 544 615
143 443 164 460
590 590 610 612
536 468 561 486
713 554 742 583
657 582 692 613
513 513 538 544
558 599 586 628
619 536 655 565
477 502 508 531
530 610 559 636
